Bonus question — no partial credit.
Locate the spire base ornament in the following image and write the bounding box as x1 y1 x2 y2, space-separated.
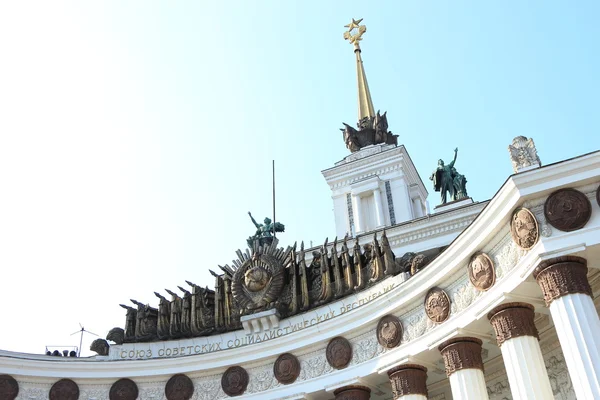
341 18 398 153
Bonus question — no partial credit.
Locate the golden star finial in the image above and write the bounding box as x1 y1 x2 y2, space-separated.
344 18 363 31
343 18 367 48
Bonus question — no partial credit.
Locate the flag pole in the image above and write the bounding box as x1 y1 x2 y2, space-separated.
272 160 276 240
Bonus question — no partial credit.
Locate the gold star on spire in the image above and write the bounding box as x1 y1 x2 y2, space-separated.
342 18 375 122
344 18 363 31
343 18 367 49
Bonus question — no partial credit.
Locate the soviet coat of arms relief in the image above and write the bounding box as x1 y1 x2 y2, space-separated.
231 242 293 315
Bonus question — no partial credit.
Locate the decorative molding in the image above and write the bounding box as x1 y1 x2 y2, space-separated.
385 181 396 225
438 337 484 376
387 364 428 397
488 303 539 346
533 256 591 306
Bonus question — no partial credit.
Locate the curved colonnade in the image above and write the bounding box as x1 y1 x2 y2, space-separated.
2 152 600 400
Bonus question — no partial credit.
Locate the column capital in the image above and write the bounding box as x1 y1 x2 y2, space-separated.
533 256 591 306
488 302 539 346
438 337 484 376
387 364 428 398
333 385 371 400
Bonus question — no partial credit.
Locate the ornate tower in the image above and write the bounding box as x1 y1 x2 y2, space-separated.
323 19 428 238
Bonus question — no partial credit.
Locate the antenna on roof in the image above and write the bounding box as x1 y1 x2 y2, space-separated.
70 323 99 357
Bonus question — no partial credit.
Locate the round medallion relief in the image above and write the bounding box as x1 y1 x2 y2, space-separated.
0 375 19 400
221 366 249 397
510 207 539 250
109 378 138 400
376 315 403 348
49 379 79 400
544 188 592 232
273 353 300 385
424 287 451 323
326 336 352 369
165 374 194 400
468 252 495 291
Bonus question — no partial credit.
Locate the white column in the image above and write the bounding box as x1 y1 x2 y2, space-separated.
439 337 489 400
448 369 489 400
387 364 428 399
352 194 363 233
534 256 600 400
373 188 384 227
488 303 553 400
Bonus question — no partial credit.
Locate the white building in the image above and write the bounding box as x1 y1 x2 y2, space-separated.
1 19 600 400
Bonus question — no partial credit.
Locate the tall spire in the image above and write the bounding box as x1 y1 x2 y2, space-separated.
343 18 375 124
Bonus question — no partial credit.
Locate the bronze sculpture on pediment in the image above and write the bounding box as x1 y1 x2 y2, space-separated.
430 148 468 204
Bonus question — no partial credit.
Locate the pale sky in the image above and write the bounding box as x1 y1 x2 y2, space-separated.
1 2 599 356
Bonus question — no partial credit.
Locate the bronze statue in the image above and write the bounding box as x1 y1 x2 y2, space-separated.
154 292 171 340
178 286 192 337
381 230 396 276
430 148 468 204
90 339 109 356
119 304 136 343
186 280 214 336
130 299 157 341
341 111 398 153
247 212 285 247
106 327 124 345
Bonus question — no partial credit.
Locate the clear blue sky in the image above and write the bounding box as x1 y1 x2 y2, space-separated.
1 2 598 355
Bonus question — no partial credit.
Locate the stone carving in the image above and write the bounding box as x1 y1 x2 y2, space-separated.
410 253 429 276
165 374 193 400
221 366 249 397
326 337 353 369
387 364 428 398
49 379 79 400
430 148 468 204
424 287 451 323
534 256 591 306
510 207 539 250
247 212 285 247
273 353 300 385
0 375 19 400
546 351 576 400
110 378 139 400
468 252 495 291
376 315 403 348
90 338 109 356
438 337 484 376
340 110 398 153
544 188 591 232
333 385 371 400
106 327 125 345
508 135 541 173
488 302 538 346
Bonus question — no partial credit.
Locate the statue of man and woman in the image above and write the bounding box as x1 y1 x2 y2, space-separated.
430 148 468 204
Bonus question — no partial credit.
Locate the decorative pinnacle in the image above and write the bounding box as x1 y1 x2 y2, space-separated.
343 18 367 50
